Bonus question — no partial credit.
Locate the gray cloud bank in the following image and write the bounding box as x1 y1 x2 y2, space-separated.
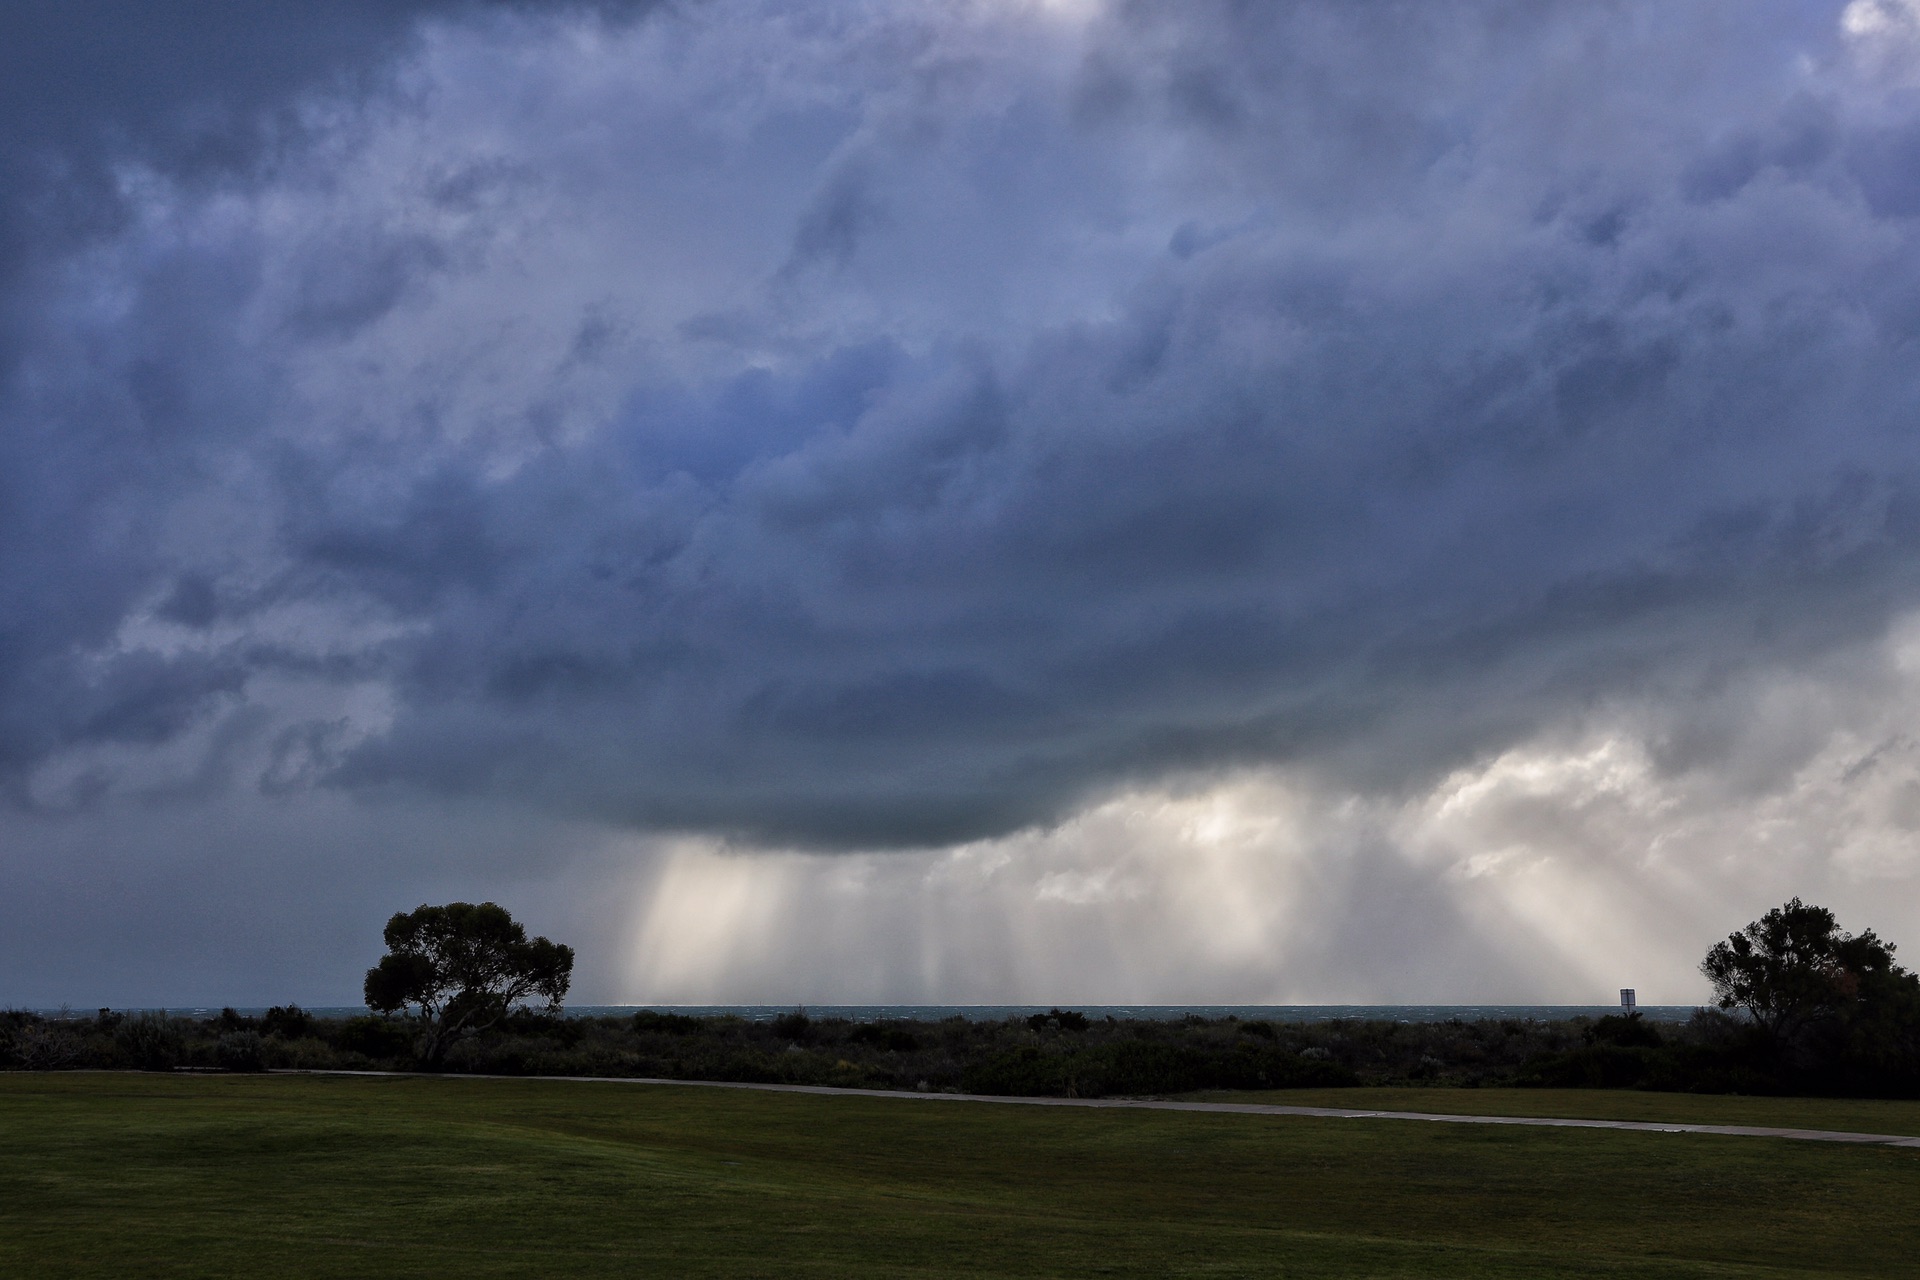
8 1 1920 1001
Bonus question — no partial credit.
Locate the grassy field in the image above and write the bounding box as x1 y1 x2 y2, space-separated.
4 1074 1918 1278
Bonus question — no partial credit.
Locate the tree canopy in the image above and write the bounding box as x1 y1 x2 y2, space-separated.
363 902 573 1065
1701 898 1919 1070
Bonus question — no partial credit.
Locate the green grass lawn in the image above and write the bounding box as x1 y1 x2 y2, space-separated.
4 1074 1918 1279
1181 1085 1920 1134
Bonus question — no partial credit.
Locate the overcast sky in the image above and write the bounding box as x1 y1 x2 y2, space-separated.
9 0 1920 1007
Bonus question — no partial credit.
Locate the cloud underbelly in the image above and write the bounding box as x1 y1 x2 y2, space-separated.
5 0 1920 869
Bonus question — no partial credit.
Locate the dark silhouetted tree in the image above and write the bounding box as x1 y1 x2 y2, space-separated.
1701 898 1913 1066
363 902 573 1066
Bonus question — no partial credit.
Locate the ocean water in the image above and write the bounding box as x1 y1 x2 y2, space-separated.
41 1003 1703 1024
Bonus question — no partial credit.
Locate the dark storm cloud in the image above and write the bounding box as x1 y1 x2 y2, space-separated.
0 0 643 791
0 2 461 317
7 0 1920 854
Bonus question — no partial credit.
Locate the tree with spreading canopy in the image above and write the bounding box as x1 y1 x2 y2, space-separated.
364 902 573 1066
1701 897 1920 1079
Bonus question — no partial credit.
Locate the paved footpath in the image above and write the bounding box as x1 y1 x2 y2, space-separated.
309 1070 1920 1148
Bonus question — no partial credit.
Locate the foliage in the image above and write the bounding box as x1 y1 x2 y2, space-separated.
1026 1008 1089 1032
1702 899 1902 1039
632 1009 703 1035
1701 898 1920 1089
964 1039 1358 1095
260 1005 312 1040
215 1031 267 1073
846 1023 920 1052
333 1016 415 1061
115 1013 185 1072
1 1001 1916 1097
363 902 574 1066
1585 1013 1663 1049
3 897 1916 1099
4 1016 85 1071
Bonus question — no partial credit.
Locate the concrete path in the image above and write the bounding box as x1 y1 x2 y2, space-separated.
305 1070 1920 1148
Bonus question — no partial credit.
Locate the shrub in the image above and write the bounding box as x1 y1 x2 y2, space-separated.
1586 1013 1663 1049
0 1010 29 1066
116 1014 185 1072
333 1016 416 1061
964 1040 1357 1097
847 1024 920 1052
771 1011 812 1041
261 1005 313 1040
633 1010 704 1035
217 1031 267 1072
216 1007 257 1034
8 1017 86 1071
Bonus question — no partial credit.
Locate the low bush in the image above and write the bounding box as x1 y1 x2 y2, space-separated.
116 1014 186 1072
847 1024 920 1052
632 1010 703 1035
261 1005 313 1040
2 1004 1916 1099
332 1016 416 1062
964 1040 1359 1097
217 1031 267 1073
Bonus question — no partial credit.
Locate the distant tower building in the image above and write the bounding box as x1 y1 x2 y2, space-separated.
1620 988 1636 1013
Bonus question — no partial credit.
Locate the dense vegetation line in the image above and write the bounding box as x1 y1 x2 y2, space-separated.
3 1001 1916 1099
9 895 1917 1098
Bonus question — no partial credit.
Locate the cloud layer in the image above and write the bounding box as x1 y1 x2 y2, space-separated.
8 1 1920 1002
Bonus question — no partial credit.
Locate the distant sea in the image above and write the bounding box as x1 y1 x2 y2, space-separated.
37 1003 1703 1023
